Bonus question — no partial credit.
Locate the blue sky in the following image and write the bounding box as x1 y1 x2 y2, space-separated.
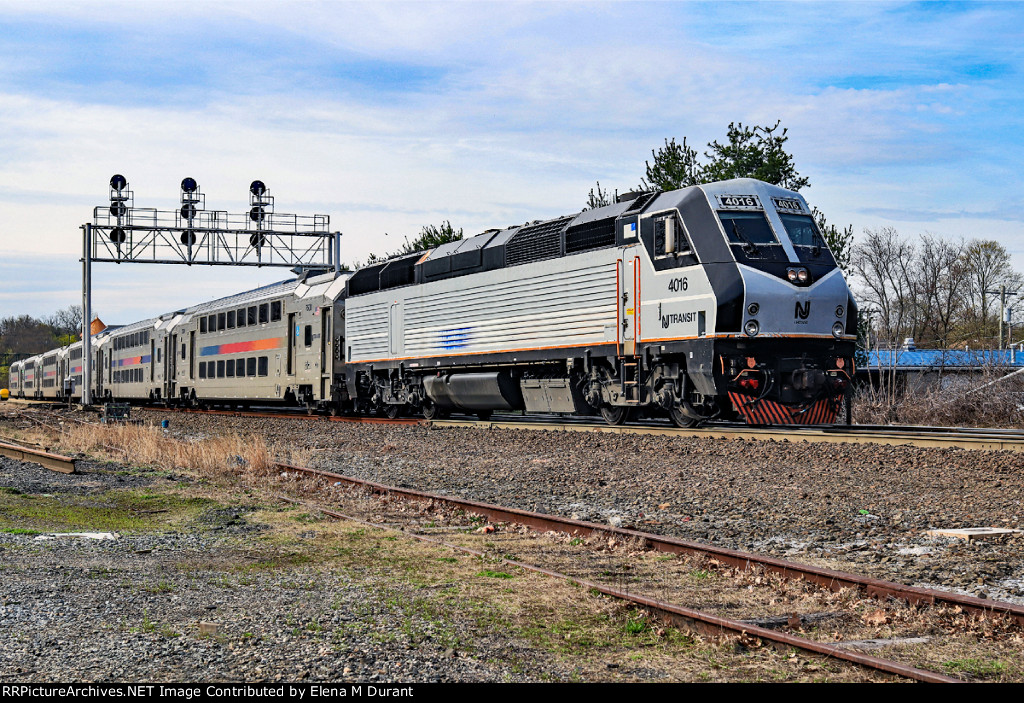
1 1 1022 323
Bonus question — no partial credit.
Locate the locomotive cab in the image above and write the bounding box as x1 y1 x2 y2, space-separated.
691 180 856 424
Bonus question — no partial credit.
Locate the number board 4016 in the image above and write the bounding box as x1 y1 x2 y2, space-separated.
716 194 762 210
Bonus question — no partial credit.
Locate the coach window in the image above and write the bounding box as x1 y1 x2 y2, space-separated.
237 308 246 327
236 359 245 377
227 310 236 329
226 360 234 378
199 362 207 379
201 317 208 334
304 324 312 348
259 303 269 324
248 306 257 326
258 356 268 376
247 357 257 377
210 315 218 333
271 301 282 322
217 360 225 378
217 312 226 330
181 343 186 360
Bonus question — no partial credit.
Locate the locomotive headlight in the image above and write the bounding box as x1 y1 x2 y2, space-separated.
832 322 845 339
747 302 759 316
744 320 760 337
787 268 798 282
797 268 809 283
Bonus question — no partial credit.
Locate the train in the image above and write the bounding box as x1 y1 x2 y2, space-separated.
8 178 857 426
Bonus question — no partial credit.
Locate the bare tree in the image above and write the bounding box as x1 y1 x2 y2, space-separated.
851 227 917 349
45 304 83 345
585 181 613 210
962 239 1024 345
914 235 968 348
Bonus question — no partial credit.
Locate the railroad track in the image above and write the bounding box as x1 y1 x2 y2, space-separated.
140 404 1024 452
273 466 978 682
0 436 76 474
15 400 1024 451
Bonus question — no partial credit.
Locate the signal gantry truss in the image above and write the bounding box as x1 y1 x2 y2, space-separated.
91 175 339 268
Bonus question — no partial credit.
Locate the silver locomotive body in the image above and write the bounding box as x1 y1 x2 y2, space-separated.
343 178 856 425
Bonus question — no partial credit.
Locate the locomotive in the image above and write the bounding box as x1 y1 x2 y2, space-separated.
10 178 857 426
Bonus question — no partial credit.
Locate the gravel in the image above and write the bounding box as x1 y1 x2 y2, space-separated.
0 455 539 683
5 407 1024 682
140 410 1024 604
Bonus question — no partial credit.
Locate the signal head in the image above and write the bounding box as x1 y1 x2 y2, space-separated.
250 180 266 197
181 177 198 193
109 174 127 192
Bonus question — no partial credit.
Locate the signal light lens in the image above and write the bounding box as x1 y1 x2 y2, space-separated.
109 174 126 191
109 227 125 243
250 206 265 223
181 177 198 193
181 229 196 246
250 180 266 197
181 203 197 220
109 202 127 218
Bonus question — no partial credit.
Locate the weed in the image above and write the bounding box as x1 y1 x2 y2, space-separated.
477 570 514 579
624 615 650 635
943 658 1007 678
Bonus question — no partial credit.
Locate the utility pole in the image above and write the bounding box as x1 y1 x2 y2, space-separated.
985 285 1017 350
999 284 1005 351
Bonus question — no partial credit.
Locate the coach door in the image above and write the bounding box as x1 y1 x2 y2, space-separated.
320 306 331 399
167 334 177 398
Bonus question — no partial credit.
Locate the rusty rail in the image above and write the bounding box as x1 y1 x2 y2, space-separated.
277 461 1024 628
281 494 960 683
0 440 76 474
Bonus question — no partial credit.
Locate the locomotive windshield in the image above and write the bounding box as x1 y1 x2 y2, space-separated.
779 214 825 247
779 213 836 265
717 211 787 262
718 211 779 245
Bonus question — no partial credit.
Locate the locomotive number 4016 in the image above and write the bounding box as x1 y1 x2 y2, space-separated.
668 277 688 292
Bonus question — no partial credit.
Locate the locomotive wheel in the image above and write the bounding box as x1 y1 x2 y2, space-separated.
384 404 401 419
422 400 446 421
475 410 493 421
600 405 630 426
668 405 698 428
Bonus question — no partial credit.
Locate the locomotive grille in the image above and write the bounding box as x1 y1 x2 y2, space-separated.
621 191 658 214
505 216 572 267
565 217 616 253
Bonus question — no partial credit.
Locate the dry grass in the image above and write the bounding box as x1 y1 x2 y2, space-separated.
854 367 1024 427
59 422 278 482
